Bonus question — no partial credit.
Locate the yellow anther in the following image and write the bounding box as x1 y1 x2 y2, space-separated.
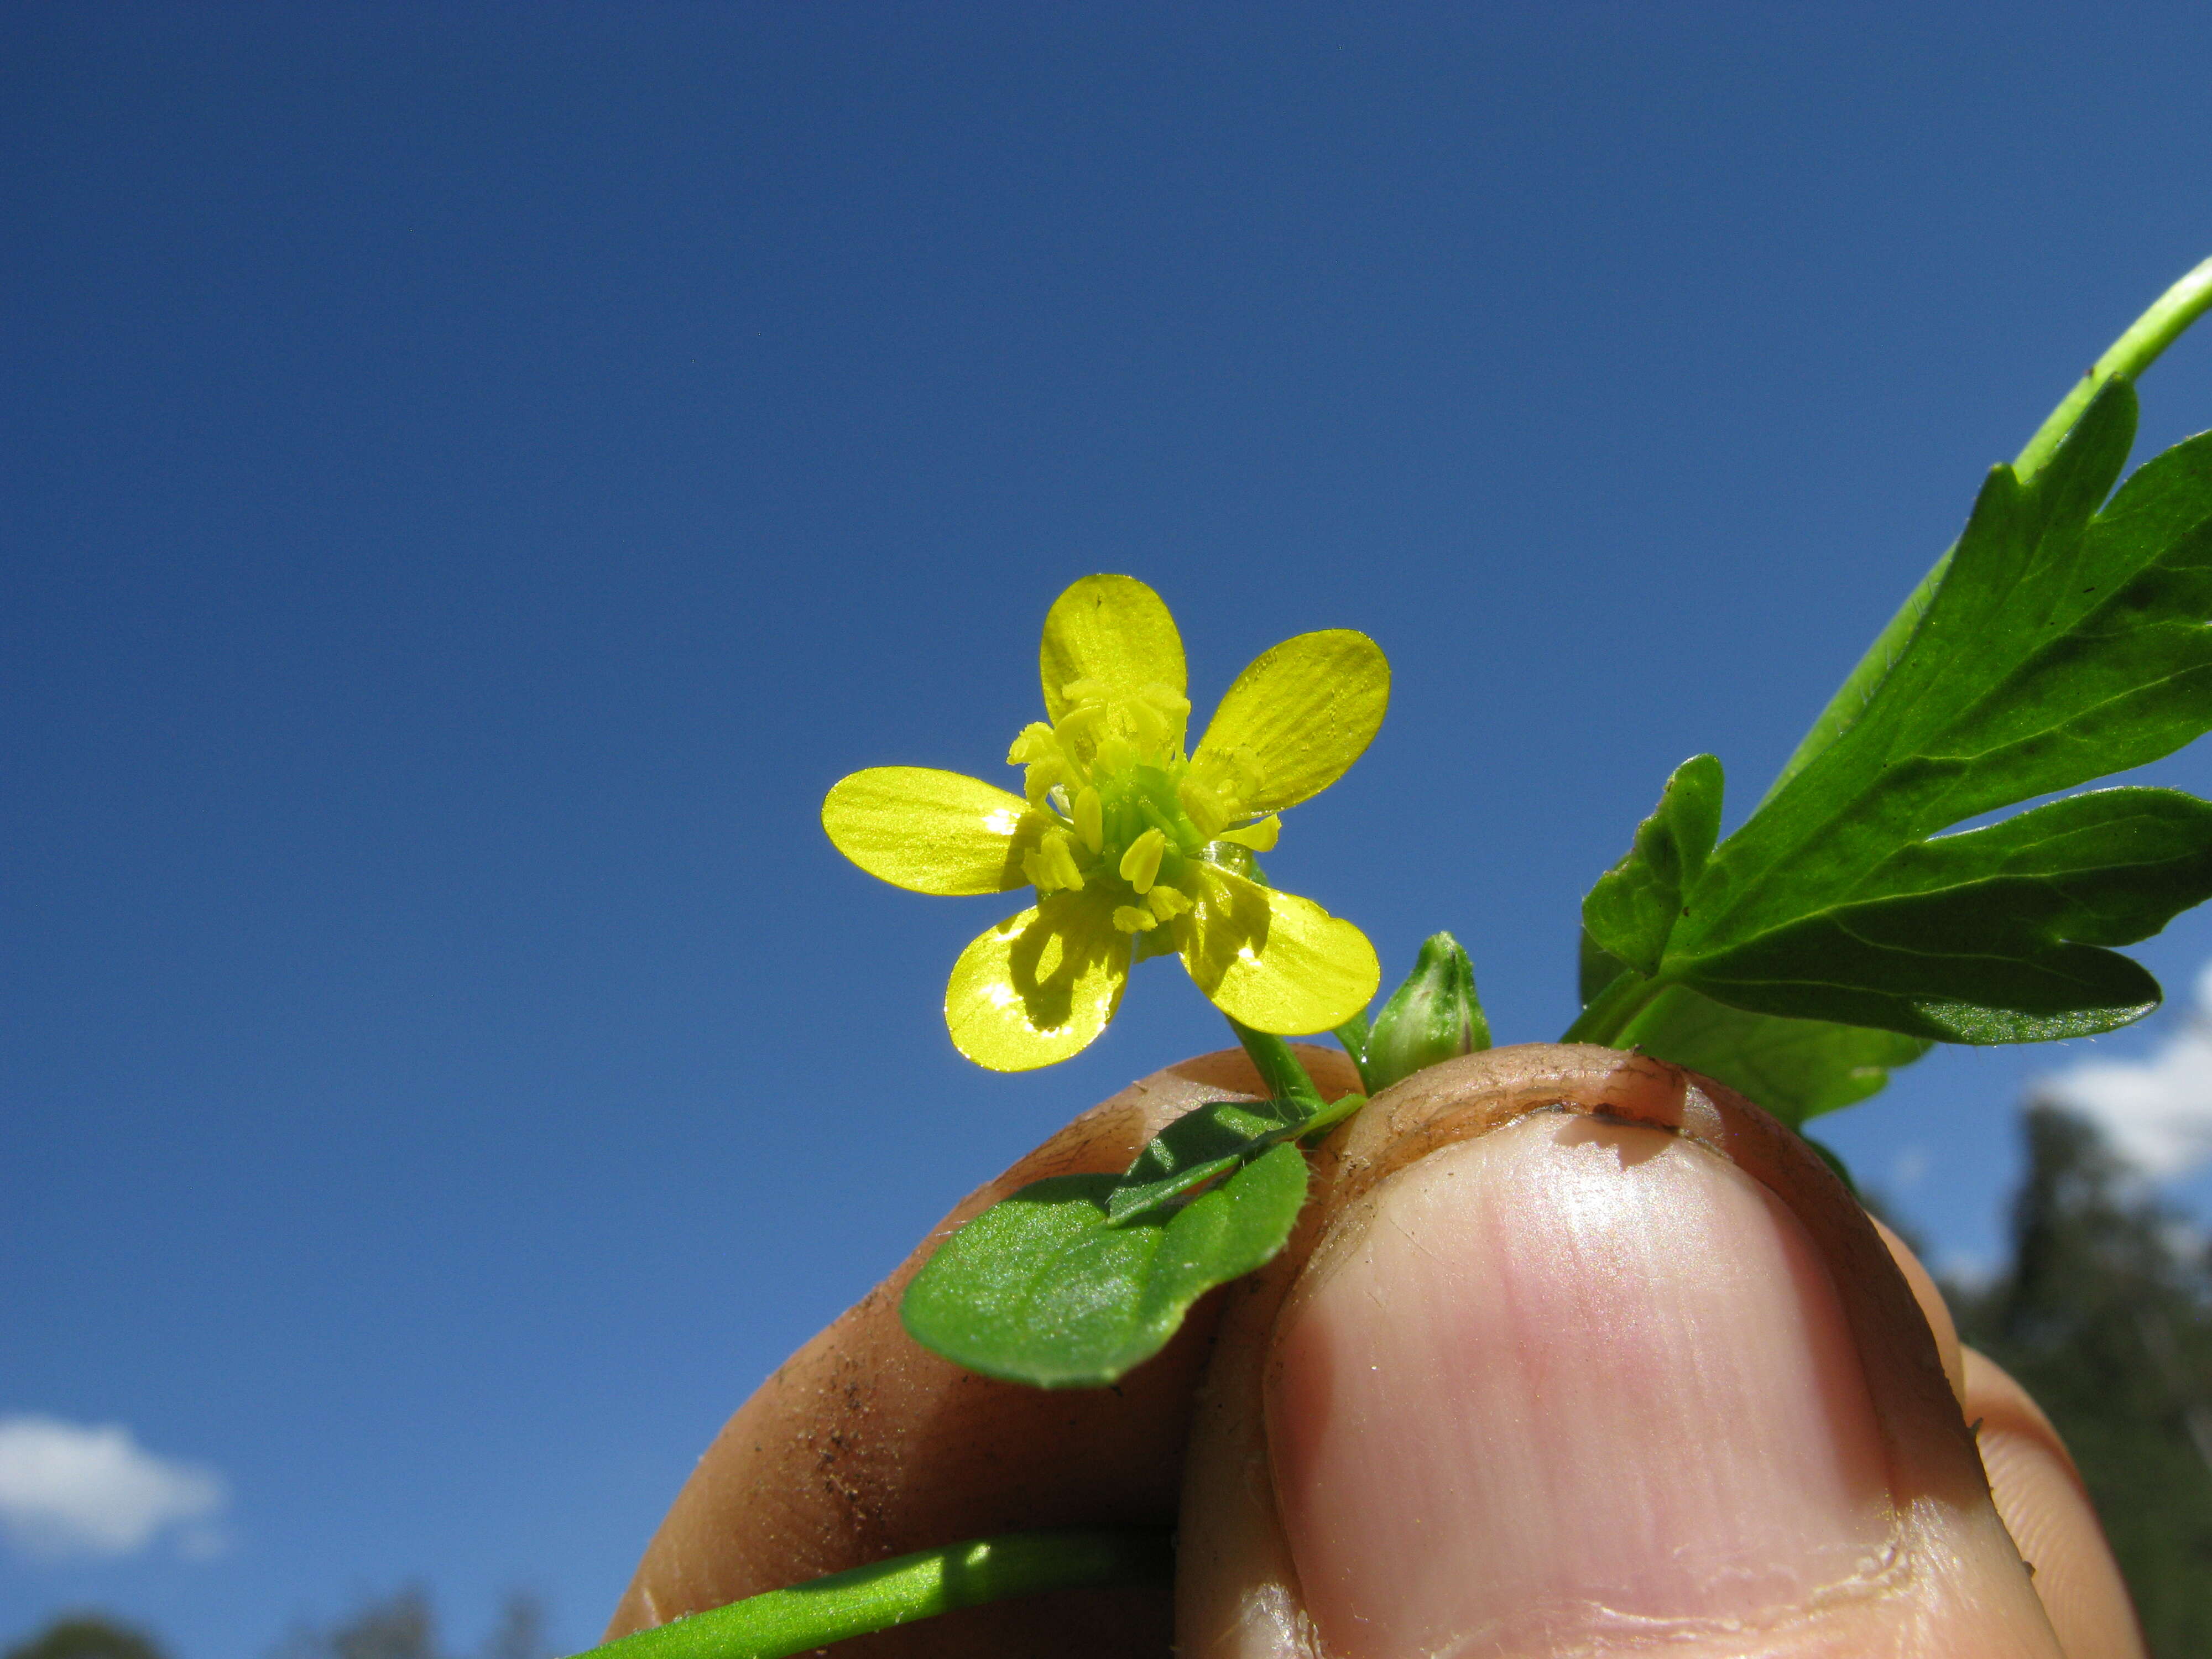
1008 722 1071 806
1119 828 1167 894
1043 831 1086 891
1027 764 1065 807
1056 703 1107 745
1072 786 1104 853
1005 722 1057 766
1140 681 1191 721
1219 813 1281 852
1184 746 1260 825
1112 905 1158 933
1145 885 1191 921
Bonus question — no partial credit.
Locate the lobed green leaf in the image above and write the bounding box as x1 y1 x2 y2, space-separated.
1639 385 2212 1044
1578 930 1928 1124
1583 755 1724 977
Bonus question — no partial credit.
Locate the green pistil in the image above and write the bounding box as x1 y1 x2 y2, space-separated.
1098 763 1204 863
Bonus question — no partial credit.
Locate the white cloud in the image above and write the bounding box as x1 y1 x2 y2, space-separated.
2040 961 2212 1180
0 1416 228 1562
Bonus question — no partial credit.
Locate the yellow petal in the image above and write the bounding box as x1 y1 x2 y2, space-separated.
945 895 1130 1070
1177 864 1379 1035
1039 575 1187 727
1217 813 1281 852
1192 630 1389 812
823 768 1047 895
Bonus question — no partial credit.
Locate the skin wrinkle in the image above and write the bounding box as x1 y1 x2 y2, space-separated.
1180 1044 2064 1659
1273 1122 1900 1652
1304 1047 1985 1520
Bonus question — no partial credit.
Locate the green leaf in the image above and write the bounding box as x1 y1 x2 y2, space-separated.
1617 984 1930 1128
1684 788 2212 1039
1583 755 1725 976
1296 1087 1368 1145
1105 1096 1305 1225
903 1027 1347 1389
1578 928 1630 1006
1656 385 2212 1042
900 1144 1308 1388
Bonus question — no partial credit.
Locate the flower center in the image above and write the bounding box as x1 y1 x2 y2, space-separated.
1005 680 1269 935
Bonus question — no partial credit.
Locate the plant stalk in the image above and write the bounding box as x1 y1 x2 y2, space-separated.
1762 254 2212 805
575 1528 1172 1659
1559 969 1670 1047
1229 1018 1327 1113
1332 1011 1375 1090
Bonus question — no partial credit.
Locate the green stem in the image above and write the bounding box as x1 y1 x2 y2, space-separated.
1559 969 1670 1047
1228 1018 1326 1114
578 1528 1172 1659
1762 254 2212 806
1332 1011 1375 1091
1229 1016 1369 1142
1297 1086 1370 1146
2013 254 2212 479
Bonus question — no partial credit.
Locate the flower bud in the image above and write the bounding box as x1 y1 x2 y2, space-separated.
1364 932 1490 1092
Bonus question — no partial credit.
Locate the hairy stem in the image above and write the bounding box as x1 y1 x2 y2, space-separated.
580 1528 1173 1659
1763 254 2212 805
1332 1010 1375 1090
1229 1018 1327 1113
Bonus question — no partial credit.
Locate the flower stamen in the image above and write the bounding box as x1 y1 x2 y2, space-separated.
1072 786 1104 852
1118 828 1167 894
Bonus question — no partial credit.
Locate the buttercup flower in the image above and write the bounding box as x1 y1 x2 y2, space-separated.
822 575 1386 1070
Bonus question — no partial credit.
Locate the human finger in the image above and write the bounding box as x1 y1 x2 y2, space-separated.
1870 1215 1966 1402
1178 1044 2066 1658
1961 1348 2146 1659
1867 1214 2144 1656
602 1044 1360 1657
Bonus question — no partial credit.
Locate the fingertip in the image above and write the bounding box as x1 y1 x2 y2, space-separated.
1867 1209 2146 1657
1964 1348 2147 1659
1872 1215 1968 1404
1179 1047 2075 1658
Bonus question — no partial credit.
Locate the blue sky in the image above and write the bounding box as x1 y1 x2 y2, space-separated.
7 4 2212 1655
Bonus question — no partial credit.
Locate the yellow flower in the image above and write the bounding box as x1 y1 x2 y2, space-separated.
822 575 1387 1071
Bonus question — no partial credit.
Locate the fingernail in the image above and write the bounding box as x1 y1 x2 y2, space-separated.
1268 1112 1896 1656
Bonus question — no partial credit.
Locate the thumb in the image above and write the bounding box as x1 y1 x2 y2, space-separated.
1178 1045 2065 1658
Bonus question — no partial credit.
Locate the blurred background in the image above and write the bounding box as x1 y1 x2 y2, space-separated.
6 5 2212 1655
